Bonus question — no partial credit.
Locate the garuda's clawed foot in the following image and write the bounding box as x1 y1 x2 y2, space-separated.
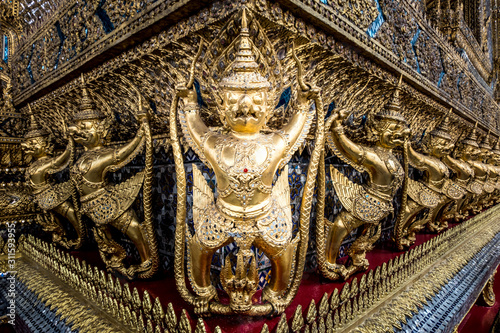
427 222 439 233
193 285 218 316
262 288 288 315
66 239 80 248
345 258 369 278
398 238 413 250
322 262 350 281
127 259 153 279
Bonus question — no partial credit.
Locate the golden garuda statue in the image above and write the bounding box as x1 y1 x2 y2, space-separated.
486 138 500 206
21 106 85 249
425 111 467 232
440 124 477 222
170 8 324 316
317 75 410 281
458 123 489 216
477 132 497 209
68 76 158 279
394 109 465 248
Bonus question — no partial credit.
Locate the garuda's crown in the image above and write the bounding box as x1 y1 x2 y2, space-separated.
219 9 270 91
492 137 500 155
73 74 105 121
429 108 452 141
25 104 50 139
479 130 492 150
461 121 479 148
375 74 406 123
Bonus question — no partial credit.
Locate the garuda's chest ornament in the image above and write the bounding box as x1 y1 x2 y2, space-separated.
317 74 409 281
170 8 323 316
214 135 274 206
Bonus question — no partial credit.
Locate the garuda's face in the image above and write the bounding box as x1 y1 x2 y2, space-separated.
428 136 450 158
459 144 477 160
22 137 48 158
479 148 491 161
377 120 409 149
222 89 268 134
69 119 102 148
489 153 500 166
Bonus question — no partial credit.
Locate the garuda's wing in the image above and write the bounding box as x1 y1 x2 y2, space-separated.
330 165 392 223
407 179 441 208
192 165 215 227
272 165 292 224
441 179 466 200
112 171 145 212
83 171 144 225
191 165 230 249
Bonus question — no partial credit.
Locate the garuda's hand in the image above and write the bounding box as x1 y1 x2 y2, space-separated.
297 85 320 106
176 84 198 105
136 95 150 123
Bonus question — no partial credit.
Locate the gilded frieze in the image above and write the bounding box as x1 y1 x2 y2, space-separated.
1 0 500 328
9 0 500 140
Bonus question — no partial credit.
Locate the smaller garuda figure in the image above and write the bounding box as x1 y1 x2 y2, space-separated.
171 9 323 316
487 138 500 205
68 77 158 279
477 132 497 209
394 110 464 248
2 81 15 114
461 125 490 215
21 107 85 249
317 75 410 281
443 123 481 220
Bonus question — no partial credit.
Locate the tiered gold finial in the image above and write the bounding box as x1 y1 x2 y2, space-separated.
462 121 479 147
479 129 491 150
376 74 406 123
430 108 452 141
492 136 500 154
25 104 50 138
73 73 105 120
218 8 270 91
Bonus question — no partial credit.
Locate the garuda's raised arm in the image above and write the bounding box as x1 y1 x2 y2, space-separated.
328 109 367 166
177 86 210 158
48 137 74 174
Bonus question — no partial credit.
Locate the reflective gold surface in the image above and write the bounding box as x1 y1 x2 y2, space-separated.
22 107 85 249
171 8 323 315
2 0 500 327
395 110 461 248
319 76 409 281
67 76 158 279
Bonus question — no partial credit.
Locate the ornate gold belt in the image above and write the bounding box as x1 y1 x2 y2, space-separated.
215 197 273 221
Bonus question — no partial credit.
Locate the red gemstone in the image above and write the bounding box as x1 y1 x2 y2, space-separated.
243 168 248 173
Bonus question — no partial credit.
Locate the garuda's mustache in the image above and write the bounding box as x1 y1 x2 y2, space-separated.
234 107 258 119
